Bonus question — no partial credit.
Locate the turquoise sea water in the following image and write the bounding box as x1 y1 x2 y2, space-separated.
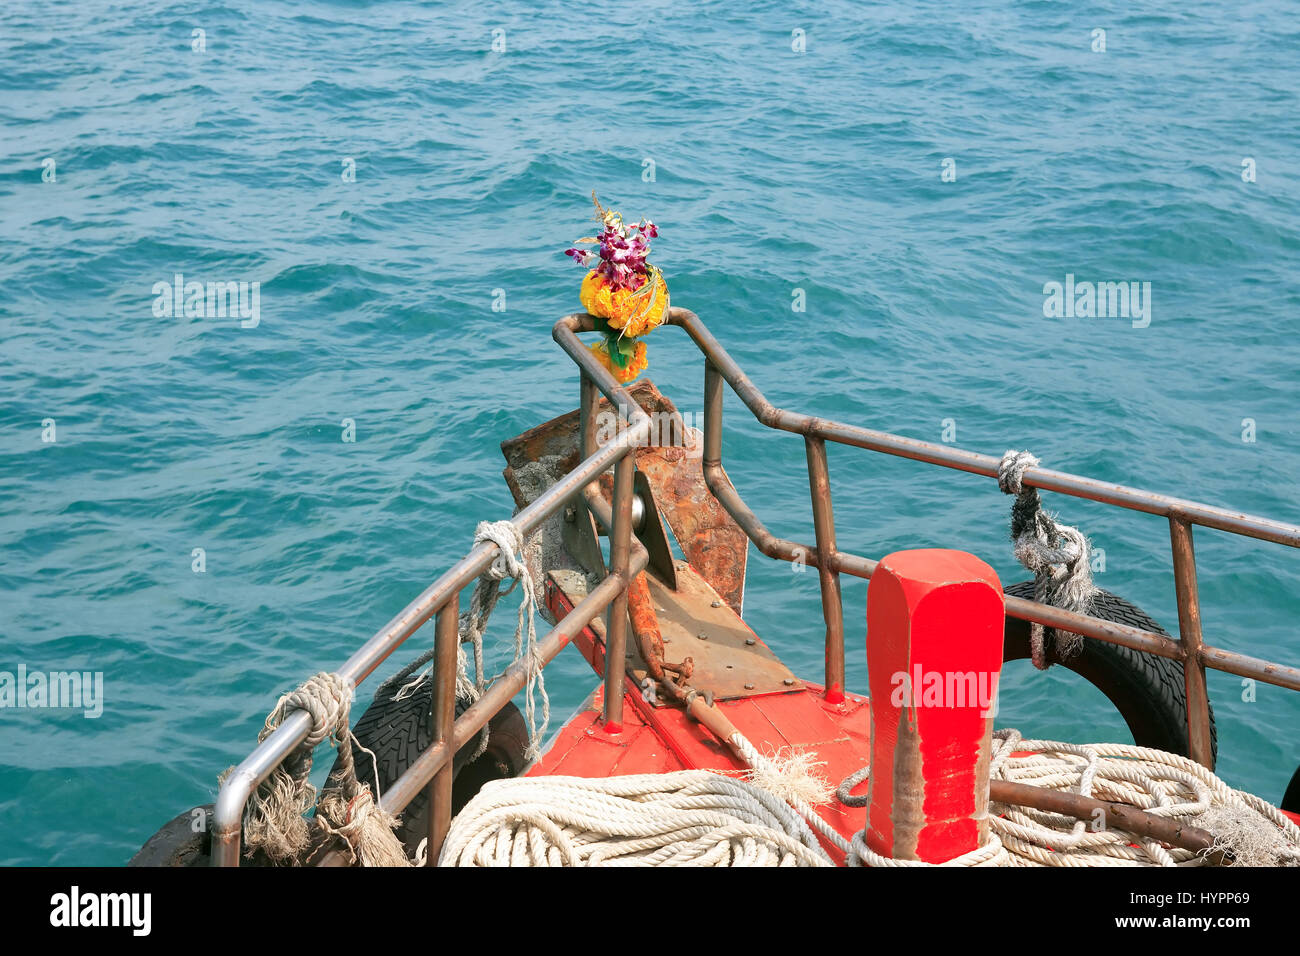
2 2 1299 866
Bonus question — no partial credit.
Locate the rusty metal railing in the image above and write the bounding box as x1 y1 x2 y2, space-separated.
210 347 658 865
213 304 1300 867
562 307 1300 773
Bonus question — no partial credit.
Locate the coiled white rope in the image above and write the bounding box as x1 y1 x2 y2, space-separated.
838 729 1300 867
437 769 836 867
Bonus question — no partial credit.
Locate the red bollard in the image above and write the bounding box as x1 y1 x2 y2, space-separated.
865 549 1004 863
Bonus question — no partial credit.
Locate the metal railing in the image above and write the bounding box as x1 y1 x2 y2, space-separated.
640 307 1300 770
211 305 1300 866
210 367 656 865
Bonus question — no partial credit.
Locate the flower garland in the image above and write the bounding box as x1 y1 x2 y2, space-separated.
565 193 669 383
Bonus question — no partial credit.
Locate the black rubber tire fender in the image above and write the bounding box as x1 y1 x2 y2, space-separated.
1281 766 1300 814
128 805 215 867
1002 579 1217 766
337 682 530 856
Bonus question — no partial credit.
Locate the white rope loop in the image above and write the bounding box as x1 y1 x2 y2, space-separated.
473 520 550 761
228 672 355 864
380 519 550 762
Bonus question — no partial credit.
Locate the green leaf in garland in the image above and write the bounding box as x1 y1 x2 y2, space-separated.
603 332 637 369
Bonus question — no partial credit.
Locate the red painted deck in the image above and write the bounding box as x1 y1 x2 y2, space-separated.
529 681 871 862
536 562 874 861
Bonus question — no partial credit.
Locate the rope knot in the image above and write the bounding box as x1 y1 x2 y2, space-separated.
266 672 352 750
228 671 368 865
997 449 1040 496
998 449 1098 669
475 520 527 584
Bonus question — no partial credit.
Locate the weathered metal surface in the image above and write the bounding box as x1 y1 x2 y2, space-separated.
642 568 794 699
501 377 746 603
804 434 845 701
590 469 677 588
1170 517 1214 770
627 570 669 682
988 780 1227 863
427 597 459 866
603 454 636 729
501 380 675 491
550 563 799 702
634 444 748 613
499 383 674 610
559 497 605 579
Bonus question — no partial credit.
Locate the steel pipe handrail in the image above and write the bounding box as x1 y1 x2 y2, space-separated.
211 342 655 865
666 308 1300 547
215 303 1300 867
556 306 1300 770
313 550 647 866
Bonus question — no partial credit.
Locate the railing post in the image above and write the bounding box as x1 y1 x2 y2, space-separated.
703 360 723 467
580 372 599 459
426 594 459 865
603 451 635 731
578 370 602 575
1169 516 1214 769
805 436 845 703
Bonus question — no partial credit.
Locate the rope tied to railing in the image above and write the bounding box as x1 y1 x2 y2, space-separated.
221 671 409 866
379 519 550 762
998 450 1099 669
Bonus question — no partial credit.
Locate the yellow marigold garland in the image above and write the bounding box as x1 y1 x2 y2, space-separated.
579 267 670 339
565 193 668 384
